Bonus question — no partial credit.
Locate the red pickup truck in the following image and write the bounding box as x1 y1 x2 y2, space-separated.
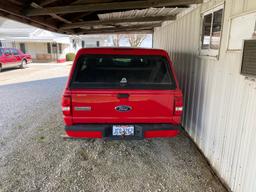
0 48 32 72
62 48 183 139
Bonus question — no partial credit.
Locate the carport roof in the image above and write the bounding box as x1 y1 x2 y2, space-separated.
0 0 202 35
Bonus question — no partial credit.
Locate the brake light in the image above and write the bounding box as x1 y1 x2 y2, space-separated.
62 95 71 116
174 97 183 115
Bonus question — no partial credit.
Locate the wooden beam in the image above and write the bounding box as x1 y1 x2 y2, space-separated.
0 11 60 33
31 2 72 24
60 15 176 29
76 23 161 34
69 12 94 22
8 0 22 5
71 0 115 5
25 0 203 16
0 1 73 34
80 29 153 34
39 0 59 6
0 2 57 30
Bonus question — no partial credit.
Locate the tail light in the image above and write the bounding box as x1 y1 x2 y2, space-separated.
62 95 71 116
174 97 183 115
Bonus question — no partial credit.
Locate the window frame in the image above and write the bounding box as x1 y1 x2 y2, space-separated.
69 54 177 90
200 4 224 58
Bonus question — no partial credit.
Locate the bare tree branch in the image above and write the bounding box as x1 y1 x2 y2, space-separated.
111 34 123 47
126 34 147 47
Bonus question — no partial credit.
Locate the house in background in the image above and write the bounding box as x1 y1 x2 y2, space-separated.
70 35 112 52
0 17 71 63
0 17 152 63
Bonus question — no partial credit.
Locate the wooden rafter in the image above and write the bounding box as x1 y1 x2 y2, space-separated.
31 2 72 24
80 29 153 34
25 0 203 16
71 0 115 5
39 0 59 6
80 23 161 32
77 23 160 34
0 1 60 32
61 15 176 29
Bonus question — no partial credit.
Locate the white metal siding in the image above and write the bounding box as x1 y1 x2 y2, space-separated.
154 0 256 191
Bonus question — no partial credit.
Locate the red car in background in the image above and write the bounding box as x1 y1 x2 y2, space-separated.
62 48 183 139
0 48 32 72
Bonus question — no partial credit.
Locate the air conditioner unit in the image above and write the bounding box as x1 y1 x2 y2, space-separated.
241 39 256 77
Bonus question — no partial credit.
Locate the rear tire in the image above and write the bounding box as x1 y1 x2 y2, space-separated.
20 60 26 69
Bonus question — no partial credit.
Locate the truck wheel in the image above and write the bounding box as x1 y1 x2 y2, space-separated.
20 60 26 69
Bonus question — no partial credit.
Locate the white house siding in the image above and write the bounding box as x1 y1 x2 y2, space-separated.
154 0 256 192
25 42 47 59
12 42 69 62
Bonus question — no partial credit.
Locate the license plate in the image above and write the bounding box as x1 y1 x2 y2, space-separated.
112 125 134 136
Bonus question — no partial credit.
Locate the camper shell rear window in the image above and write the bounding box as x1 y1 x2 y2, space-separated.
70 54 176 90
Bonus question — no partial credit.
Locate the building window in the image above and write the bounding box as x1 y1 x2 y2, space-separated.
96 41 100 47
20 43 26 53
52 43 57 53
201 5 224 57
58 43 62 54
72 39 77 49
47 43 51 54
202 13 212 49
82 40 85 48
253 20 256 38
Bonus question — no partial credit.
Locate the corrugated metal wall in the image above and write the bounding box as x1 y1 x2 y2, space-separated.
153 0 256 191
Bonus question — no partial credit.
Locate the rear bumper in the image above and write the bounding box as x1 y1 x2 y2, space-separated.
65 124 180 139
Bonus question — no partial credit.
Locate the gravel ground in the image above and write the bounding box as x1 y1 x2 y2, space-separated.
0 64 227 192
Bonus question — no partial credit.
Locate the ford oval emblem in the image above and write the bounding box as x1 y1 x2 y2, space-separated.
115 105 132 112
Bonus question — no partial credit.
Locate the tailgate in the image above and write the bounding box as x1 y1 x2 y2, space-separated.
71 90 176 124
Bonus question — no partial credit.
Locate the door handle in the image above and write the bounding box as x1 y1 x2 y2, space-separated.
117 93 129 99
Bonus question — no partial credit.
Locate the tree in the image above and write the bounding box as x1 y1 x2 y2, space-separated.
126 34 147 47
111 34 123 47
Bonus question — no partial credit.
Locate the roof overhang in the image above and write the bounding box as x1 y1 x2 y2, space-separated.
0 0 203 35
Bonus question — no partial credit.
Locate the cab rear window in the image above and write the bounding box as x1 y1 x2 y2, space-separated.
70 55 176 89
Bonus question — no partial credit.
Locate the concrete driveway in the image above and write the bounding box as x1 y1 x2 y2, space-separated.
0 63 227 192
